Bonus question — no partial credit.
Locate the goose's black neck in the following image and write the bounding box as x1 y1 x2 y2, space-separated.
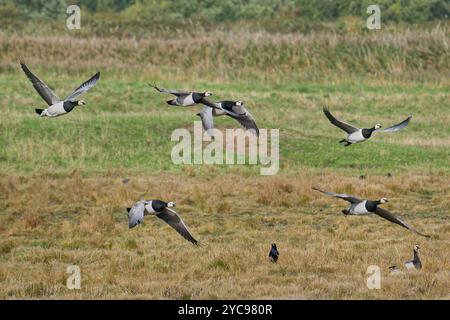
192 92 205 103
365 200 380 212
221 101 237 111
413 249 420 262
151 200 168 212
362 127 376 139
63 101 78 112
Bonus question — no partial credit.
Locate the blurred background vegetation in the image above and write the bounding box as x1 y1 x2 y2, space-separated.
2 0 449 21
0 1 448 82
0 0 449 35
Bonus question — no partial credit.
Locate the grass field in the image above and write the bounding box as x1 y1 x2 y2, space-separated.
0 24 449 299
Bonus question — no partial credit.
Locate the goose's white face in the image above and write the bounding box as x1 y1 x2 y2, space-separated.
414 244 420 251
78 100 86 106
236 100 243 106
380 197 388 204
204 92 212 97
167 201 176 208
375 123 382 129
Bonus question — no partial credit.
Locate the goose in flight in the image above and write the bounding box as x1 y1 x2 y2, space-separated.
150 83 212 107
127 200 198 245
312 187 430 237
322 106 412 146
197 100 259 136
20 62 100 117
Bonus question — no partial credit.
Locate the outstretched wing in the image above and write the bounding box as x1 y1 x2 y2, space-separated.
228 104 260 136
374 207 430 237
197 106 215 135
149 83 188 96
127 201 145 229
312 187 362 204
199 98 219 110
200 98 240 117
65 72 100 102
156 208 198 245
20 62 60 106
375 116 412 133
323 106 359 134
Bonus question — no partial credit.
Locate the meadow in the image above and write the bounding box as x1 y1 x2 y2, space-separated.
0 22 449 299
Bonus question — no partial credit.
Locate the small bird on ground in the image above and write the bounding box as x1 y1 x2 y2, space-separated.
127 200 198 245
197 100 259 136
322 106 412 146
312 187 430 237
388 265 403 275
20 62 100 117
149 83 212 107
269 243 279 263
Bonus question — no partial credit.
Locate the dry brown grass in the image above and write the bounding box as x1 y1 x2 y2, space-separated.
0 172 448 299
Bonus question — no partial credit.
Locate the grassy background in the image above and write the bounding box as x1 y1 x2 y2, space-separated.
0 19 449 299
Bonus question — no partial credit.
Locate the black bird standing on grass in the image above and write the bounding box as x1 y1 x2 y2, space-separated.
269 243 279 263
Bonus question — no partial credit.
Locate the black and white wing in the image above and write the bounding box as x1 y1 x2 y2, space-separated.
156 208 198 245
375 116 412 133
20 62 60 106
65 72 100 102
199 98 219 110
200 98 239 117
312 187 362 204
197 106 215 135
127 201 145 229
229 104 260 136
149 83 189 96
374 207 430 237
323 106 359 134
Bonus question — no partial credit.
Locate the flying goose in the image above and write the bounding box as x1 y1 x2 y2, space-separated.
127 200 198 245
322 106 412 146
150 83 212 107
269 243 279 263
20 62 100 117
312 188 430 237
197 100 259 136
